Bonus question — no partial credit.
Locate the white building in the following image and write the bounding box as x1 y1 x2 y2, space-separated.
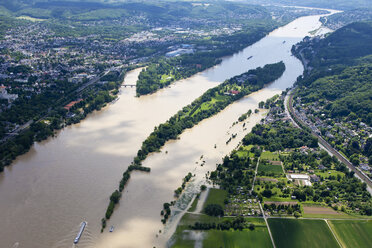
165 48 194 57
0 85 18 102
289 174 310 180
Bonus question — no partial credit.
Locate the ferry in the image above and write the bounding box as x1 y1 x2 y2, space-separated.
109 225 114 232
74 221 87 244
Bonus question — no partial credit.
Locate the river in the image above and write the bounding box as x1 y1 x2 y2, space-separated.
0 9 337 248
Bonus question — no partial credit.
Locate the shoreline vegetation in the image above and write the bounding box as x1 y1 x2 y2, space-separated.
0 66 137 173
102 61 285 229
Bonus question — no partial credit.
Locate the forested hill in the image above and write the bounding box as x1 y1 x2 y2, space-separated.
297 64 372 125
292 21 372 85
292 21 372 171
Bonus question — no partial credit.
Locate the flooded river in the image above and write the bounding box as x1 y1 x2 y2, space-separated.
0 10 337 248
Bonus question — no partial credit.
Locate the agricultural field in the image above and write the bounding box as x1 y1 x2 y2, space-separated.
268 218 339 248
329 220 372 248
170 215 273 248
302 205 346 218
257 160 284 175
203 228 272 248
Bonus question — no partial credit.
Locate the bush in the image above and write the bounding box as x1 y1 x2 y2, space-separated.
110 190 121 204
249 223 255 230
294 211 301 218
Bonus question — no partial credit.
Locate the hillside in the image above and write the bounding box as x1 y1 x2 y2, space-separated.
320 9 372 30
292 21 372 174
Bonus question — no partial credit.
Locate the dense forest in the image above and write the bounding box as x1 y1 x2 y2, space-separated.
297 64 372 126
243 122 319 151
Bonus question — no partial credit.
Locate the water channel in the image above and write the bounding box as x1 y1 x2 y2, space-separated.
0 9 337 248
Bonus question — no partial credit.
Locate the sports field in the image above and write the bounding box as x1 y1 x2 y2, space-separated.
268 218 339 248
329 220 372 248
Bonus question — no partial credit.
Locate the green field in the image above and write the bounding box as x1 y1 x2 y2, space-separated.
260 151 279 160
258 162 283 175
268 218 339 248
203 188 228 210
203 228 273 248
329 220 372 248
171 215 273 248
315 170 345 179
236 145 255 158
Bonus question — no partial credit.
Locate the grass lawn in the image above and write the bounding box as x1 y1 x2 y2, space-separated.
236 145 255 158
160 73 174 84
315 170 345 179
260 151 279 160
268 218 339 248
203 188 228 210
329 220 372 248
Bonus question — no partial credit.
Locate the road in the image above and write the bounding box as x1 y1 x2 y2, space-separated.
250 157 260 193
287 90 372 190
259 202 276 248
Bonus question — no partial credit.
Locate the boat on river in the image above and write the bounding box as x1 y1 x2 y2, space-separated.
73 221 87 244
